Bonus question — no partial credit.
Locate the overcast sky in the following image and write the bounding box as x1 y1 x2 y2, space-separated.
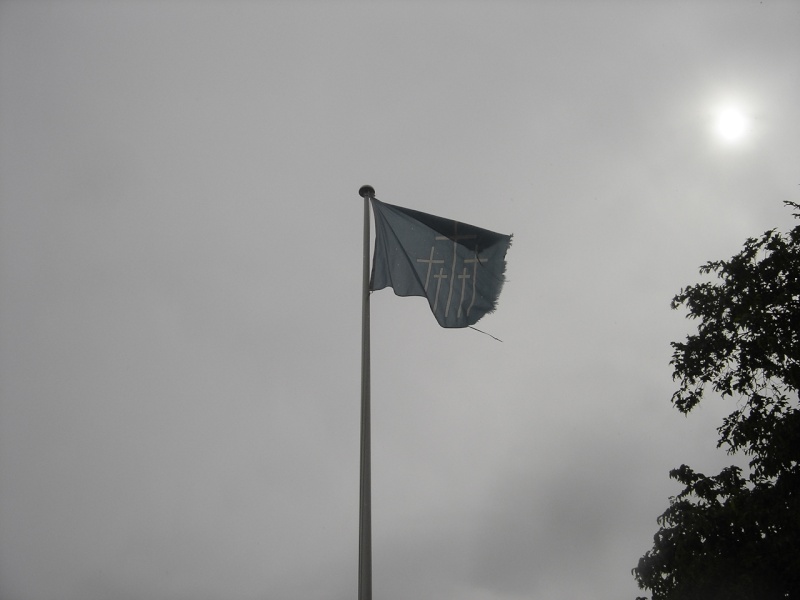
1 2 799 599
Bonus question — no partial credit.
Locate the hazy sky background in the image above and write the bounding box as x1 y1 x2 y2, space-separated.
1 1 799 599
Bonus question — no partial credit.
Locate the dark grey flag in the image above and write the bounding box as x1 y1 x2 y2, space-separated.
370 198 512 328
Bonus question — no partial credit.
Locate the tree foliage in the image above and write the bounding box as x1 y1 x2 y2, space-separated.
633 203 800 599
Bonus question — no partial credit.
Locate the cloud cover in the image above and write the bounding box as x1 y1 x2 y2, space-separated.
1 1 799 599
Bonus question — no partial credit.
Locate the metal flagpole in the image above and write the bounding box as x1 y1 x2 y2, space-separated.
357 184 375 600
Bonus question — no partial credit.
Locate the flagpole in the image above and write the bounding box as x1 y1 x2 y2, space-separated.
357 184 375 600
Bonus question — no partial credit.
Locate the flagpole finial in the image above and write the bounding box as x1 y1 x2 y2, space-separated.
359 185 375 199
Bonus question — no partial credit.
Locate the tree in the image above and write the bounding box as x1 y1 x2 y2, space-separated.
633 202 800 600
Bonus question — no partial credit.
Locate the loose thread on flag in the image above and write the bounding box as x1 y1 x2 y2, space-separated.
468 326 503 343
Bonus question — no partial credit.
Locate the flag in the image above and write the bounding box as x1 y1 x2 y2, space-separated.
369 198 512 328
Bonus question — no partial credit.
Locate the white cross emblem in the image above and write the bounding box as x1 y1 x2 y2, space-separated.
416 246 445 292
435 222 477 318
432 267 448 312
463 254 489 317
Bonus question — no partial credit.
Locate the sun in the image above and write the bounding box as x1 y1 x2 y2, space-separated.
715 107 748 142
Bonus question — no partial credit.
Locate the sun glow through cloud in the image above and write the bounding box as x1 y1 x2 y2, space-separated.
715 107 749 142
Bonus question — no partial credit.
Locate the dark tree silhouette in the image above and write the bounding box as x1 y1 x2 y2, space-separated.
633 202 800 600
